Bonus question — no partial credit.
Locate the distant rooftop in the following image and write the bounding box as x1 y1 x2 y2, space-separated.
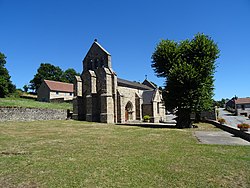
235 97 250 104
44 80 73 93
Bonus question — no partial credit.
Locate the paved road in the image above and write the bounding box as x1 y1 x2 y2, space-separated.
218 108 250 132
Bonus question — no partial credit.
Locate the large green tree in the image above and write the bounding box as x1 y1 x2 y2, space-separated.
0 52 16 97
63 68 80 84
152 33 219 128
30 63 80 92
29 63 65 92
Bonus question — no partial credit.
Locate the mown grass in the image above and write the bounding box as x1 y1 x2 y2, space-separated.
0 121 249 187
0 98 72 110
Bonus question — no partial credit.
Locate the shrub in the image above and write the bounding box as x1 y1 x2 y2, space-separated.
237 123 250 128
143 115 150 122
218 118 226 124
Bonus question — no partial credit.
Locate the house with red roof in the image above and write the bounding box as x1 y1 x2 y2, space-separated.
226 97 250 116
37 80 74 102
235 98 250 116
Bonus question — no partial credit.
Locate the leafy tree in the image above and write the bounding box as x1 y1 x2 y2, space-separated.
29 63 65 92
23 84 29 92
0 52 16 97
152 33 219 128
63 68 80 83
213 98 227 108
30 63 80 92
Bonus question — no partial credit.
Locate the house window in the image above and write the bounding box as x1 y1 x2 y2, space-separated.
70 92 72 96
241 105 245 110
56 91 59 95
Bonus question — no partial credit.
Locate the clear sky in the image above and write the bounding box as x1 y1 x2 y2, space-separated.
1 0 249 100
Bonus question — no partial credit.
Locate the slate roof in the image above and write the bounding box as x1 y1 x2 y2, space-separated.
117 78 153 90
44 80 73 93
142 90 155 104
235 98 250 104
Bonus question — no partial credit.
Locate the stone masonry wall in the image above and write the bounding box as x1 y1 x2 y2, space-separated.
117 86 139 121
0 107 67 122
200 110 217 120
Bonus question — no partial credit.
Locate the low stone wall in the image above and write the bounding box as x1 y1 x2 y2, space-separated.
190 109 217 121
0 107 67 122
200 110 217 120
205 119 250 142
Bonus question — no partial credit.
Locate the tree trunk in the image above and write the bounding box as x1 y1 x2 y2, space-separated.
195 112 201 123
176 108 192 128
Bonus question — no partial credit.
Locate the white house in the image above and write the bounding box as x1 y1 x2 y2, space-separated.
37 80 74 102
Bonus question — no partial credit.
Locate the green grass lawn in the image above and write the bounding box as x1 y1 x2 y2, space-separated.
0 121 249 187
0 97 72 110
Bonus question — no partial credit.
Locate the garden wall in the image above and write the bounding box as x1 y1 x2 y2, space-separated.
0 107 67 122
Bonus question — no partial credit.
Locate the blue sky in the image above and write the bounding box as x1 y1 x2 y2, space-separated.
0 0 249 100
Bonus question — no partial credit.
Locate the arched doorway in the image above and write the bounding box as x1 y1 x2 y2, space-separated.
125 101 133 121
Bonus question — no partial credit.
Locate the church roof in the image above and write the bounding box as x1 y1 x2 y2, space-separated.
117 78 153 90
44 80 73 93
142 90 155 104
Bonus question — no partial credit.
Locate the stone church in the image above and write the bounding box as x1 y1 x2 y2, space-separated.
73 40 166 123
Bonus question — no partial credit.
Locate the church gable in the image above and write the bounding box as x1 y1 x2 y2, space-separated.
83 41 112 71
153 89 162 102
142 79 157 89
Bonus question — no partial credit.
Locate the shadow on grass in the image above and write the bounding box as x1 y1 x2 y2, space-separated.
116 122 178 129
